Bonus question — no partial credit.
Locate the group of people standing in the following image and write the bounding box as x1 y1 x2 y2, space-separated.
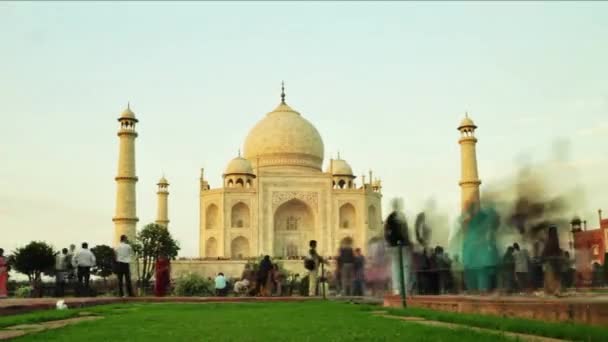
53 236 136 297
54 243 97 297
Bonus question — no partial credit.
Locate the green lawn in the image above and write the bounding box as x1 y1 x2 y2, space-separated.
4 301 516 342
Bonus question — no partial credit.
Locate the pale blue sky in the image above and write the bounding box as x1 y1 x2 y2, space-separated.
1 2 607 256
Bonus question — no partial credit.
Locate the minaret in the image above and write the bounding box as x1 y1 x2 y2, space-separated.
458 113 481 214
112 104 139 246
156 176 170 227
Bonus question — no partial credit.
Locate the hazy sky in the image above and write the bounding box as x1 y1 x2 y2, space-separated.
1 2 607 257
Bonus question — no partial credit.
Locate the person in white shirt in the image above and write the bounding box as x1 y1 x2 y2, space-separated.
114 235 135 297
72 242 96 295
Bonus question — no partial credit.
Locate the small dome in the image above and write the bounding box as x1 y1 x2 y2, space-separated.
157 176 169 185
458 114 476 130
119 104 138 121
225 156 254 175
327 158 353 176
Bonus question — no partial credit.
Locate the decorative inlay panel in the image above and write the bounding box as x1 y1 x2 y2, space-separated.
272 191 318 211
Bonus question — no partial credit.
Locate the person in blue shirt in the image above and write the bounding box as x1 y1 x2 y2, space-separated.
215 272 227 296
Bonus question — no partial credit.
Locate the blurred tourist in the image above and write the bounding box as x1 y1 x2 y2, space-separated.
542 226 562 296
0 248 8 298
234 278 250 296
353 248 365 296
272 264 284 296
115 235 135 297
72 242 96 296
561 251 574 289
451 255 464 293
513 243 530 293
289 274 300 296
384 198 412 296
502 246 516 294
154 254 171 297
337 238 355 296
66 244 77 283
54 248 69 297
257 255 273 296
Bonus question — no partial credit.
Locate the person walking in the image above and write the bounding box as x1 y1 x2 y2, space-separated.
154 254 171 297
337 239 355 296
257 255 273 296
305 240 324 296
353 248 366 296
384 198 412 296
114 235 134 297
0 249 8 299
72 242 96 296
66 244 77 284
54 248 69 297
513 243 530 293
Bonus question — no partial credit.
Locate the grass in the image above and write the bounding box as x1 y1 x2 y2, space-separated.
382 305 608 341
3 301 517 342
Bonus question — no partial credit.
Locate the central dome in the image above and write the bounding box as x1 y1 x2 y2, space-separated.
243 100 324 171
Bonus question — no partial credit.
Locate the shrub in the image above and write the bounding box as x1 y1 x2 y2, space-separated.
15 285 33 298
173 273 215 297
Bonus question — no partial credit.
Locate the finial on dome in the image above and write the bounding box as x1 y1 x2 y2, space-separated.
465 111 469 118
337 151 341 159
128 101 130 110
281 81 286 104
238 149 241 157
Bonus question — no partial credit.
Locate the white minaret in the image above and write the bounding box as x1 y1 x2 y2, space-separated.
155 176 169 227
458 113 481 215
112 104 139 246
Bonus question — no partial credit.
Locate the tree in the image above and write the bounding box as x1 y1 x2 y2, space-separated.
91 245 115 283
9 241 55 297
133 223 180 294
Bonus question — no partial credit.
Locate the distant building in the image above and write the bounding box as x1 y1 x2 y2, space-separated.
572 210 608 286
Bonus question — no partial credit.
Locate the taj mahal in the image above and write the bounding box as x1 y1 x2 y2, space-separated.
111 84 481 274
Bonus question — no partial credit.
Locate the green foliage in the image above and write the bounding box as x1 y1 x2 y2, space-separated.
172 273 215 297
14 285 33 298
91 245 116 279
132 223 180 292
9 241 55 284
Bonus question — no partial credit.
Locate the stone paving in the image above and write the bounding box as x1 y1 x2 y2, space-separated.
371 310 566 342
0 314 102 340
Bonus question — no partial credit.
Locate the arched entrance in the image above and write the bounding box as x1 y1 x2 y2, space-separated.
273 198 314 257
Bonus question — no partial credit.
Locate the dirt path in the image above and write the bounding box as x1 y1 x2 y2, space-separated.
371 311 567 342
0 315 103 340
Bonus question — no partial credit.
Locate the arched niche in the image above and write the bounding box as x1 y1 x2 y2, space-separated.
205 204 219 230
205 237 218 257
231 202 250 228
231 236 249 259
339 203 356 229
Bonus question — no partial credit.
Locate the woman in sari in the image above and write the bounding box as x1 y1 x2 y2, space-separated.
154 255 171 297
0 249 8 298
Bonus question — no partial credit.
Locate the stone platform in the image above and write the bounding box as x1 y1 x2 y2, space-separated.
384 294 608 327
